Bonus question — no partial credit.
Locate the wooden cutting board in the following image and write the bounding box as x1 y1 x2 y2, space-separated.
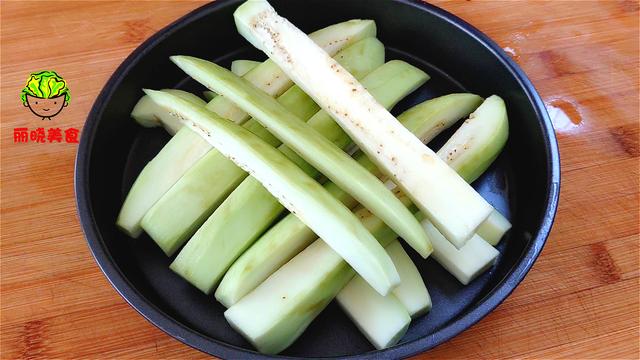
1 1 638 358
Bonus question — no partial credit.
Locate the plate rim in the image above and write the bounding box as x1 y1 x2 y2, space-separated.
75 0 561 358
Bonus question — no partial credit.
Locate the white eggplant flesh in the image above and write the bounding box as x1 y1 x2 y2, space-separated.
397 93 483 144
205 18 376 123
420 217 499 285
336 274 410 350
231 59 260 76
436 95 509 184
234 0 493 246
477 209 512 246
385 241 432 318
146 89 399 297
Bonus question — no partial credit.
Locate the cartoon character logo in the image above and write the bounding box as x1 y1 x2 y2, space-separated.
20 70 71 120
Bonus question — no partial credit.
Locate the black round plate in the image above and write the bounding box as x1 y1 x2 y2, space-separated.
75 0 561 358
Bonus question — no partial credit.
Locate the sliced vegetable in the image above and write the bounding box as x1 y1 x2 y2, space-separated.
347 213 498 347
117 20 373 238
339 94 512 287
216 93 482 307
115 127 210 237
146 89 400 297
131 89 206 134
476 209 512 246
383 95 509 284
420 217 499 285
215 211 317 307
224 204 402 355
231 59 260 76
225 238 355 355
142 148 246 255
204 18 376 123
436 95 509 184
173 55 429 273
142 39 383 255
172 59 426 294
202 60 258 101
385 240 431 318
222 93 509 350
234 0 493 246
130 60 260 132
336 270 410 350
359 95 508 283
395 93 484 144
435 94 510 247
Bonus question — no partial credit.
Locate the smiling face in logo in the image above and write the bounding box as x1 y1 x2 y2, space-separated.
25 94 67 119
20 70 71 120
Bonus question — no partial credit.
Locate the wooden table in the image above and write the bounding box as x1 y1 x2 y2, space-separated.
1 1 638 358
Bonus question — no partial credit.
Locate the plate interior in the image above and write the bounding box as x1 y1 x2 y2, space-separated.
120 47 514 357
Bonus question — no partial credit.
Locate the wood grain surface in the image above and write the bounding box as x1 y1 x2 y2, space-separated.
1 0 638 359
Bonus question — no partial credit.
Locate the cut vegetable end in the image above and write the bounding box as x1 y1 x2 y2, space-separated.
147 89 399 297
235 4 376 56
130 95 160 127
477 209 512 246
234 0 492 247
337 274 411 350
385 240 432 317
231 59 260 76
420 216 499 285
115 222 143 238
